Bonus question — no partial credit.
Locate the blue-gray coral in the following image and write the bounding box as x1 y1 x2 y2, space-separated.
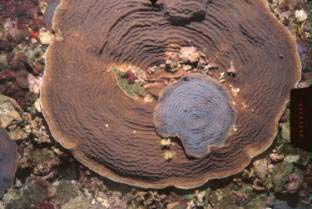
154 75 235 158
0 128 17 197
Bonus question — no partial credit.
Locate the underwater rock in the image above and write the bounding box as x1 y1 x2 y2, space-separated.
0 95 22 128
0 54 8 70
252 159 269 180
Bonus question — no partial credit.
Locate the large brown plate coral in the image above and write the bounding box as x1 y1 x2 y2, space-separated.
41 0 301 189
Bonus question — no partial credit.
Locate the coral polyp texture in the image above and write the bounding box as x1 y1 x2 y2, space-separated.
154 75 235 158
41 0 301 189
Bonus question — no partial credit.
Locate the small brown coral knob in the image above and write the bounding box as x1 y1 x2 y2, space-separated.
149 0 158 6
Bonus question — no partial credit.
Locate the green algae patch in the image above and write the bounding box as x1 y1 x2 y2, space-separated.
112 68 144 98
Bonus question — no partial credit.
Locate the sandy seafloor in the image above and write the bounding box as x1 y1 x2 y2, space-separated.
0 0 311 208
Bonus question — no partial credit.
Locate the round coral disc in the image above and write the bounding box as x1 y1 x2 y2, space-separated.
154 75 235 158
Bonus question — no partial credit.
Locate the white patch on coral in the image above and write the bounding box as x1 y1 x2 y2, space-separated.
39 28 52 45
295 9 308 22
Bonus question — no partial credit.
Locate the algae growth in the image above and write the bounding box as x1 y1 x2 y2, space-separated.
112 68 144 98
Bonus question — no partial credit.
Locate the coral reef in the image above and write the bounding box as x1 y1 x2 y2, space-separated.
0 0 311 208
